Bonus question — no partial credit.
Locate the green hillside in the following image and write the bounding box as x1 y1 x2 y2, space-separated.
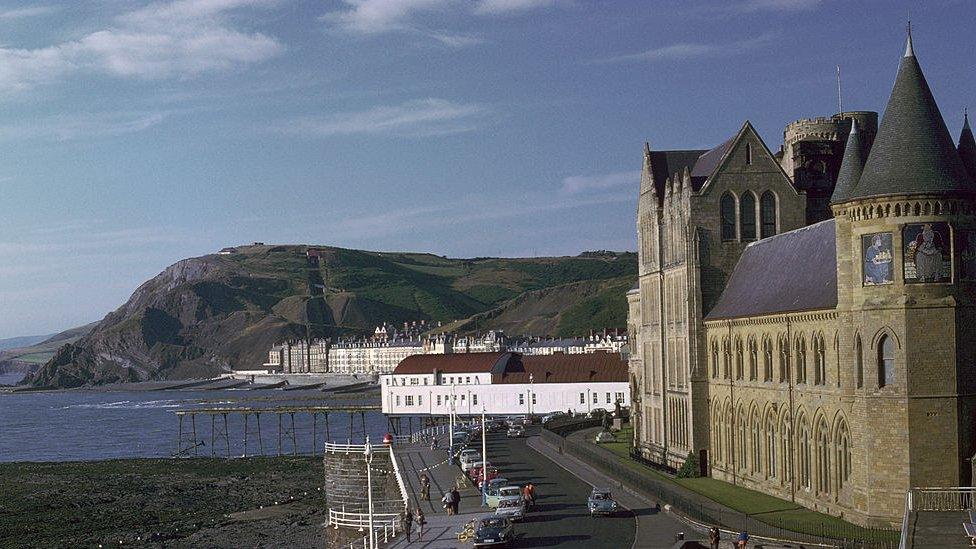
28 245 636 388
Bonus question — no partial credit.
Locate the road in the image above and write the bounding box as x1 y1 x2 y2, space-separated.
484 426 637 548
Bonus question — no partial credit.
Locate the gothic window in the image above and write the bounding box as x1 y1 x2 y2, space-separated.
762 337 773 382
745 143 753 165
760 191 777 239
855 336 864 389
723 339 731 379
780 415 792 483
878 334 895 387
737 407 748 470
711 341 720 378
748 338 758 381
735 338 744 380
779 335 790 383
816 417 830 494
813 333 826 385
751 409 762 474
765 412 777 478
835 419 851 490
721 193 736 241
795 337 807 384
740 192 757 241
798 415 811 489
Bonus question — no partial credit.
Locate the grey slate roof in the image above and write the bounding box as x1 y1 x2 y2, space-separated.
705 219 837 320
959 112 976 180
647 150 705 197
830 119 867 203
847 35 975 201
690 136 735 184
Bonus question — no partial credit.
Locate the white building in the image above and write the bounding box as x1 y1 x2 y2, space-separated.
380 352 630 417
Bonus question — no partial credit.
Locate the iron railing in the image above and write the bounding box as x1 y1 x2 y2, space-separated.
897 487 976 549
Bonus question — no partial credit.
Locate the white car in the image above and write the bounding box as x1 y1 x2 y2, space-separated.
506 426 525 438
460 452 483 470
495 496 526 521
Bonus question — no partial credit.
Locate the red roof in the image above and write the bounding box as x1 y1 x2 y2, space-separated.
495 353 627 384
393 352 511 375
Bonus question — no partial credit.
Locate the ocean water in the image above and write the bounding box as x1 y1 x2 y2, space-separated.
0 388 390 462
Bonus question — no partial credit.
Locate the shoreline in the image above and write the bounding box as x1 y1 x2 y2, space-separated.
0 375 381 394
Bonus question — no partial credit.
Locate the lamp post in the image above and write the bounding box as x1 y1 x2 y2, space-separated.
364 437 375 549
529 373 534 418
449 383 456 464
481 405 488 507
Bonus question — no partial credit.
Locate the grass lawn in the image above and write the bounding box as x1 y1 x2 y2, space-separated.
590 425 897 541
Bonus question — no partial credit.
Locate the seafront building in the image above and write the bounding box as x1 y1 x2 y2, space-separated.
627 33 976 526
263 328 627 375
379 352 629 417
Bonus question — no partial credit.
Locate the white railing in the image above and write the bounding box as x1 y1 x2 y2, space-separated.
328 507 400 529
336 522 400 549
324 441 392 454
898 487 976 549
389 444 410 508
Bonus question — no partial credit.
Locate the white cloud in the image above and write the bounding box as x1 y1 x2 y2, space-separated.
473 0 561 16
324 0 456 35
281 98 485 137
0 0 283 94
737 0 820 12
0 111 169 141
560 170 639 195
595 33 776 64
0 6 58 19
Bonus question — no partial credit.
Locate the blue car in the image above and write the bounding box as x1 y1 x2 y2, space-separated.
587 488 619 517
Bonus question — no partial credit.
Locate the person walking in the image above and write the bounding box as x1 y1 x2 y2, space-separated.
736 531 749 548
414 507 426 541
419 473 430 501
401 508 413 543
441 491 454 515
430 436 437 450
708 526 720 549
524 482 536 508
450 486 461 515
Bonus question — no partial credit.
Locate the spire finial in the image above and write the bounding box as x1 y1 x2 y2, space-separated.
849 117 859 135
965 108 971 131
904 21 914 58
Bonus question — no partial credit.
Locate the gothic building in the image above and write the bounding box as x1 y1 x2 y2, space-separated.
628 33 976 526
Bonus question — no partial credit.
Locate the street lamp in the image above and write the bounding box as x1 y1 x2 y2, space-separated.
364 437 375 549
529 373 534 418
481 405 488 507
449 383 456 464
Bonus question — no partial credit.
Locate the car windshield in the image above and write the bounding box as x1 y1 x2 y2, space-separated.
498 499 518 508
592 492 610 500
500 487 520 496
480 518 506 528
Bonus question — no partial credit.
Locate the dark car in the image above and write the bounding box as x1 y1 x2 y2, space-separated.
587 488 619 516
472 516 514 547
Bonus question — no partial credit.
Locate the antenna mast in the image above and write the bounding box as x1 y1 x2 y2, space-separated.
836 65 843 114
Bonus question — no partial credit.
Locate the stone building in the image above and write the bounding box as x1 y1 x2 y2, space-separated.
697 34 976 526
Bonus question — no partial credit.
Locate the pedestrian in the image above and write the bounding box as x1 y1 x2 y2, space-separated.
430 436 437 450
419 473 430 501
441 491 453 515
524 482 536 508
451 486 461 515
736 531 749 548
401 508 413 542
708 527 720 549
414 507 426 541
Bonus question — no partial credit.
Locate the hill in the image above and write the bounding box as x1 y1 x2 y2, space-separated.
0 323 96 374
27 245 636 388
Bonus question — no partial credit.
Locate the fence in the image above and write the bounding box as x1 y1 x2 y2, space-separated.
897 487 976 549
541 427 899 549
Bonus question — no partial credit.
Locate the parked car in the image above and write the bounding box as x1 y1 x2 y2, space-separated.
460 452 483 470
495 496 526 521
595 431 616 444
541 412 565 424
472 516 514 548
476 466 500 487
506 425 525 438
520 416 533 426
505 416 525 427
587 488 619 517
484 477 509 493
485 485 522 508
465 460 491 479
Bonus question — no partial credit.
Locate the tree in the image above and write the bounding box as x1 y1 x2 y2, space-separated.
676 451 701 478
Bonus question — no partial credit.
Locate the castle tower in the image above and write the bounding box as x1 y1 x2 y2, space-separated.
830 30 976 521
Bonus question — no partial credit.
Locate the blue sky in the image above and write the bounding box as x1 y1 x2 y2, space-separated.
0 0 973 338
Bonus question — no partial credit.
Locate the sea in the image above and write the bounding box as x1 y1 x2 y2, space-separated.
0 373 391 462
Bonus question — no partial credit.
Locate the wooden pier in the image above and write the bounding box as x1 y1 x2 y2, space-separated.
172 405 382 459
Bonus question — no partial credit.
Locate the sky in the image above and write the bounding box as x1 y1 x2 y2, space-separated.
0 0 974 339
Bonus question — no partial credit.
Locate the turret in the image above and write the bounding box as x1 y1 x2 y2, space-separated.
830 119 866 204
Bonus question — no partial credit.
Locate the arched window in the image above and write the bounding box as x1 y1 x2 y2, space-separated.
723 339 732 379
762 337 773 382
855 336 864 389
765 412 777 479
760 191 777 239
795 337 807 384
813 334 826 385
835 419 851 490
721 193 736 241
878 334 895 387
780 415 792 483
751 409 762 474
737 406 748 470
797 415 811 489
711 342 719 378
735 338 744 380
745 143 753 165
748 338 758 381
816 417 831 494
740 192 757 241
778 335 789 383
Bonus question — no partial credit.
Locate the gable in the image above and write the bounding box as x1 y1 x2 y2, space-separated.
698 122 797 196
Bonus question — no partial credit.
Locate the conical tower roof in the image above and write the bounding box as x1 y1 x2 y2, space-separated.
959 111 976 180
830 119 867 203
846 32 975 201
